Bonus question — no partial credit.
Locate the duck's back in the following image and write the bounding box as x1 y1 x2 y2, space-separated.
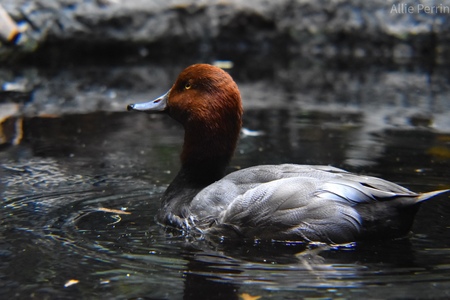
189 164 431 243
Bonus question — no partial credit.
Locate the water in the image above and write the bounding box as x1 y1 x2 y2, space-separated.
1 60 450 299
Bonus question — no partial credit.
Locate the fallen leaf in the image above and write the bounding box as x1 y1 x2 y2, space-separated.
239 293 261 300
64 279 79 288
97 207 131 215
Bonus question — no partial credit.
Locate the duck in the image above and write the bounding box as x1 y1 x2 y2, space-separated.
127 63 448 244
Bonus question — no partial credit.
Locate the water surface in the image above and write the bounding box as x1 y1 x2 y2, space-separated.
1 61 450 299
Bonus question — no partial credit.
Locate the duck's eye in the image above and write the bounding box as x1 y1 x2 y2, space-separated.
184 83 191 90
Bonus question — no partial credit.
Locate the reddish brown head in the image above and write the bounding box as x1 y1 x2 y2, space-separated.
128 64 243 176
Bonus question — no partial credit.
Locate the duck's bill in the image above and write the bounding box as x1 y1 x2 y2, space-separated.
127 90 169 113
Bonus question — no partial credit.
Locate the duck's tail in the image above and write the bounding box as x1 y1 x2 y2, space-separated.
416 189 450 203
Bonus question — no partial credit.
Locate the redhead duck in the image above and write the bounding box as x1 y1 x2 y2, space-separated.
127 64 448 244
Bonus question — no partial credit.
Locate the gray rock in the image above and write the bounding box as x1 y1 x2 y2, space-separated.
0 0 449 62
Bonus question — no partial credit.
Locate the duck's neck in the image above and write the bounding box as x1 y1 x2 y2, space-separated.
159 123 240 219
182 123 237 177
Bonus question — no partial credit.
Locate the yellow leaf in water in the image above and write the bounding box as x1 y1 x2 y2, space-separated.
97 207 131 215
437 135 450 142
239 293 262 300
64 279 79 288
428 146 450 159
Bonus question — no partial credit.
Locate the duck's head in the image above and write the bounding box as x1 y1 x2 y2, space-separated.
127 64 243 174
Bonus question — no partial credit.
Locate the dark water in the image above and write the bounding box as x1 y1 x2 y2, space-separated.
1 61 450 299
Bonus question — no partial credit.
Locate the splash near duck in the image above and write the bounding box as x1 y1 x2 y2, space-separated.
127 64 448 244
